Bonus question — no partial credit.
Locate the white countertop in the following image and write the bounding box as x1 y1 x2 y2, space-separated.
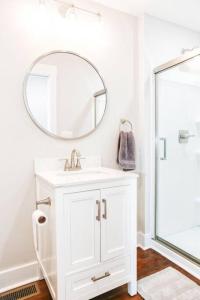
36 167 138 187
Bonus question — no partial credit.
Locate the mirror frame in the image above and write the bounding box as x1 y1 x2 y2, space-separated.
23 51 107 140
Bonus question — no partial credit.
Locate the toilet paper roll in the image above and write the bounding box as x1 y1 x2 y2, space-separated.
32 210 48 226
32 210 48 254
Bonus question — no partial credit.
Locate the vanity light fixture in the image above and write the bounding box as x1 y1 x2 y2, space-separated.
38 0 101 22
55 1 101 21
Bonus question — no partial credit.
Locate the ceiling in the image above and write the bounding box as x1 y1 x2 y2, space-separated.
90 0 200 33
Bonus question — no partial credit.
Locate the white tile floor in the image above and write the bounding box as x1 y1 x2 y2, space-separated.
165 226 200 260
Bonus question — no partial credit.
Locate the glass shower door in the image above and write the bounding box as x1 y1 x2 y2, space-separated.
155 55 200 264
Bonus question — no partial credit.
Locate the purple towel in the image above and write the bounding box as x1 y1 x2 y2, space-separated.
117 131 136 171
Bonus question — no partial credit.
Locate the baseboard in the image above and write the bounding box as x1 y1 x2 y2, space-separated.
0 261 42 293
37 253 56 300
137 231 151 250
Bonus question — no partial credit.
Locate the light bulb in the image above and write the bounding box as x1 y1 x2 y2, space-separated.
58 3 75 20
39 0 46 15
65 5 77 20
96 13 101 23
39 0 46 8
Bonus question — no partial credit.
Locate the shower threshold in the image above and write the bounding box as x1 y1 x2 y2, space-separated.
165 226 200 260
155 229 200 266
151 237 200 280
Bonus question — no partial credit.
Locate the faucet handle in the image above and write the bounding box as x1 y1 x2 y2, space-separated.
76 156 86 169
76 150 81 157
64 158 70 171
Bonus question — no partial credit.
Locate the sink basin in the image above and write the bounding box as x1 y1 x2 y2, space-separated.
36 167 137 187
57 169 109 177
55 169 115 182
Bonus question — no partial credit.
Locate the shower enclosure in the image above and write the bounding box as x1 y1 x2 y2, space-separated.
155 50 200 265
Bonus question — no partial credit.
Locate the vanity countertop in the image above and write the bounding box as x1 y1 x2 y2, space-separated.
35 167 138 188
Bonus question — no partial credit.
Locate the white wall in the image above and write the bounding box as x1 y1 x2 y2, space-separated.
137 15 200 240
0 0 137 289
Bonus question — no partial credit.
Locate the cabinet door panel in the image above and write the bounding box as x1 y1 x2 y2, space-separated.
101 186 131 261
64 190 100 272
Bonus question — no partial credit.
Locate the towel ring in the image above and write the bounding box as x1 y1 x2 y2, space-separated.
120 119 133 130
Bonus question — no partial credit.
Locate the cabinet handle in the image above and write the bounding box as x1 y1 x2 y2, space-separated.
102 199 107 219
96 200 101 221
91 272 110 282
160 137 167 160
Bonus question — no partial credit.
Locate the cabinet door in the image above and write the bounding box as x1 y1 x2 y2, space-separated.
101 186 131 261
64 190 101 272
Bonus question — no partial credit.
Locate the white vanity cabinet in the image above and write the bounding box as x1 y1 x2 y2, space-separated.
35 167 138 300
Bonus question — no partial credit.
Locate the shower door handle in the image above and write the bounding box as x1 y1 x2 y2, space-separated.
160 137 167 160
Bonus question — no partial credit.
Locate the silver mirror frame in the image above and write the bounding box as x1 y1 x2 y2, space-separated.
23 51 107 140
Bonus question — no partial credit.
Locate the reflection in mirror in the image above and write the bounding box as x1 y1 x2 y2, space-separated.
24 52 107 139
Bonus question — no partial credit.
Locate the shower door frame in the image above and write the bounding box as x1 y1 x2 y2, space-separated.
154 48 200 266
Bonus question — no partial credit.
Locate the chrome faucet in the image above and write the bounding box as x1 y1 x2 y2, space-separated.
64 149 83 171
70 149 81 170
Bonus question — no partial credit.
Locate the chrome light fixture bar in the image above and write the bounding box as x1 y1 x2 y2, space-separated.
57 1 101 19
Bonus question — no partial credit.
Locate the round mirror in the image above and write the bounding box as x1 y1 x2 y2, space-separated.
24 51 107 139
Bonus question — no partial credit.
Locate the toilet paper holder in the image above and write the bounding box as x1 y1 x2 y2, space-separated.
36 197 51 207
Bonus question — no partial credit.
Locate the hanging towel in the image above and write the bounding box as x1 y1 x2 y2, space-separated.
117 131 136 171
